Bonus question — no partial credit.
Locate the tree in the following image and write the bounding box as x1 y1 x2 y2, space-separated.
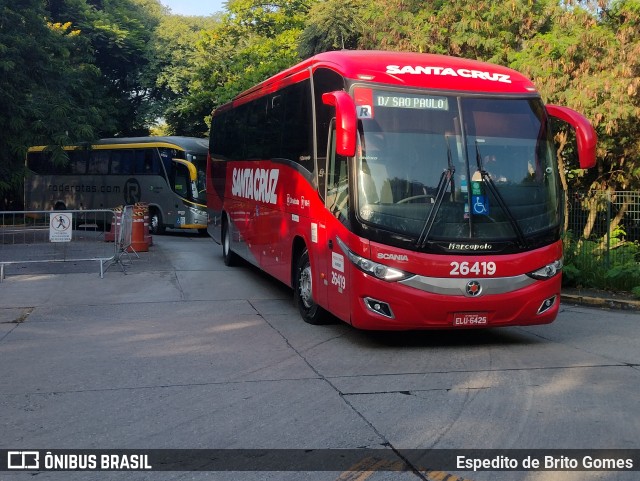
358 0 555 63
358 0 423 51
0 0 108 200
148 13 219 135
47 0 163 135
0 0 177 202
298 0 364 58
511 1 640 238
171 0 312 135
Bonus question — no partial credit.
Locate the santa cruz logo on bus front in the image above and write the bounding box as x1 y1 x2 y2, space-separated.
231 168 279 204
466 280 483 297
386 65 512 84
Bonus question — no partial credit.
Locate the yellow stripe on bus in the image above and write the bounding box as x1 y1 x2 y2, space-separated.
28 142 188 152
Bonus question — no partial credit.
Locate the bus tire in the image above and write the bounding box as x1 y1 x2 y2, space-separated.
222 220 239 266
150 208 165 235
294 248 327 325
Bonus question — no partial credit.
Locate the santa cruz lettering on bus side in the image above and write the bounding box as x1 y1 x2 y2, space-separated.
232 168 280 204
386 65 512 84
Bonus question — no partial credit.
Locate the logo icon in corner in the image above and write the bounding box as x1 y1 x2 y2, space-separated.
124 178 141 205
7 451 40 470
465 280 482 297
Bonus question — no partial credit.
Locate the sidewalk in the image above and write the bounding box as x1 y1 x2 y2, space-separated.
561 287 640 311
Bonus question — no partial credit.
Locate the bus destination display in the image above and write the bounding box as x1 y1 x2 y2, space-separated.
374 91 449 111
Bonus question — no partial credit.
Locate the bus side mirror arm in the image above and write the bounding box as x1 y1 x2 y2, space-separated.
322 91 357 157
546 105 597 169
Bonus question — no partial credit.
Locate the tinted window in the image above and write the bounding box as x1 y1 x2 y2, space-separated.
87 150 108 174
133 149 160 174
313 68 345 200
210 79 314 172
69 151 87 174
27 149 89 174
26 152 53 174
110 150 134 174
279 80 313 171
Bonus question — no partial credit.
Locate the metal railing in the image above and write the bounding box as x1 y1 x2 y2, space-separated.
565 191 640 291
104 205 136 275
0 208 133 281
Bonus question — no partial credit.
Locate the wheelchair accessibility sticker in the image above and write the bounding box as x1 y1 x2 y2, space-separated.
472 195 489 215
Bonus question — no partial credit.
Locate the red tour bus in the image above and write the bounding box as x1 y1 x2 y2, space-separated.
206 50 596 330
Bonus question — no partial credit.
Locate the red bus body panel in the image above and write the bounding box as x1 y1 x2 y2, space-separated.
234 51 537 101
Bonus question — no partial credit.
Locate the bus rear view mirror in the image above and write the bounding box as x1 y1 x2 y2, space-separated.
546 105 597 169
322 91 357 157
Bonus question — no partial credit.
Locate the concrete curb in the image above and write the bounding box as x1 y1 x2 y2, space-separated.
561 293 640 311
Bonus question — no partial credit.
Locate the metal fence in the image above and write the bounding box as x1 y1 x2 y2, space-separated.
0 208 133 281
565 191 640 292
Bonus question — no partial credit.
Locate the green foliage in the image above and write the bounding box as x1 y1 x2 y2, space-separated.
563 231 640 292
511 1 640 193
147 13 219 135
170 0 311 134
298 0 365 58
0 0 106 196
0 0 169 198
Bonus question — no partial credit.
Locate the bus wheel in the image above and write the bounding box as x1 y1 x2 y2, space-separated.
150 209 165 235
222 220 238 266
294 248 326 325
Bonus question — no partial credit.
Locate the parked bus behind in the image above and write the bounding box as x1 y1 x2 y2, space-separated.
25 136 208 234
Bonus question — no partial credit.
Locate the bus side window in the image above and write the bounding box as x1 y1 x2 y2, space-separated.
313 67 345 201
158 148 174 177
110 150 134 174
134 149 159 174
87 150 109 174
326 123 350 225
281 80 313 172
27 151 49 174
247 98 267 160
69 150 87 174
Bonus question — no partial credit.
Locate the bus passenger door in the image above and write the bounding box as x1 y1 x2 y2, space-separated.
323 131 353 323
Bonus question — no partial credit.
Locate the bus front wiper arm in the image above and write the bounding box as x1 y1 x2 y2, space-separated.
417 137 455 248
475 142 528 249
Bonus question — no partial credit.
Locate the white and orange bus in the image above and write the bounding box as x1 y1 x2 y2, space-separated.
206 50 596 330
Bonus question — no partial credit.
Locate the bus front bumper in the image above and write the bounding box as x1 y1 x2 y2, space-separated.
349 271 561 330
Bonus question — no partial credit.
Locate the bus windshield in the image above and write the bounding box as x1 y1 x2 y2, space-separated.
355 87 560 249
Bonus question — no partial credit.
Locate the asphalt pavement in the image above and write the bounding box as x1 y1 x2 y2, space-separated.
1 230 638 311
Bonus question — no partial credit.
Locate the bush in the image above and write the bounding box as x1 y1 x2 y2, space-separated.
562 231 640 297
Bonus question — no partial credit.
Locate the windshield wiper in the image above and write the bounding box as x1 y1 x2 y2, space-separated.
417 136 455 248
474 142 528 249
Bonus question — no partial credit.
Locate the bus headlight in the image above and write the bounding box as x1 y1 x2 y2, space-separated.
336 237 413 282
527 259 563 280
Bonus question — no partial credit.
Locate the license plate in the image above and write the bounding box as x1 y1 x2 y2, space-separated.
453 312 489 326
